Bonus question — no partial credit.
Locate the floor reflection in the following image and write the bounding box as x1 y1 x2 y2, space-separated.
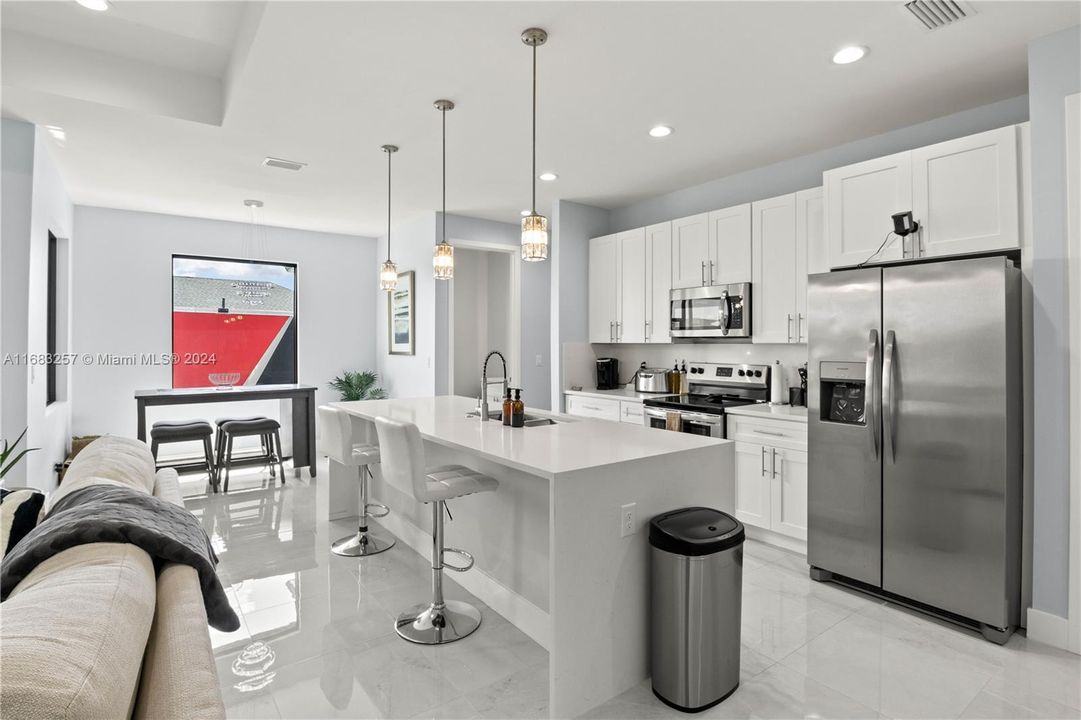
180 461 550 719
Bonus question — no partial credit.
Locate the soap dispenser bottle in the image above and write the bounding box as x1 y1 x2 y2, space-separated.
511 389 525 428
502 388 513 426
679 360 689 395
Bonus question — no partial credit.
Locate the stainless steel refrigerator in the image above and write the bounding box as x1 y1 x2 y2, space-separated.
807 255 1022 643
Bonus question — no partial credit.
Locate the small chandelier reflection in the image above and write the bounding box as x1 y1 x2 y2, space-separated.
520 27 549 262
379 144 399 292
433 99 455 280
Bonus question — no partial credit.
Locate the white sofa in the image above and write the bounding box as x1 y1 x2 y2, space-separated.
0 436 226 719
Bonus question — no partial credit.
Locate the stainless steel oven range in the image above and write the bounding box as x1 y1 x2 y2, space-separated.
642 362 770 438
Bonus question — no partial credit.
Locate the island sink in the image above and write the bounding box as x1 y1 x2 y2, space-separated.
465 410 559 426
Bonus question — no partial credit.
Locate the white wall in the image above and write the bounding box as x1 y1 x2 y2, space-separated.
71 207 379 439
1 120 35 483
379 212 552 410
374 213 439 398
0 120 74 491
25 128 75 490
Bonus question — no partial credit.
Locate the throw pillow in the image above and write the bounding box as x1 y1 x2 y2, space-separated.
0 488 45 556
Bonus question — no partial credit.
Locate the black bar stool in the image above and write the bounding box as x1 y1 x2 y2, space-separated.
214 416 269 471
150 420 217 491
220 417 286 492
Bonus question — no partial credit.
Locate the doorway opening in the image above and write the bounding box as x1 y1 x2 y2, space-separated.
449 244 520 405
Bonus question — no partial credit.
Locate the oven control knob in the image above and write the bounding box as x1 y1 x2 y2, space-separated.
738 369 746 377
693 367 702 374
754 370 763 378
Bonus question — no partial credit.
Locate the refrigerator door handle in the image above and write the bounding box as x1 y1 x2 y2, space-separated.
866 329 880 460
883 329 897 462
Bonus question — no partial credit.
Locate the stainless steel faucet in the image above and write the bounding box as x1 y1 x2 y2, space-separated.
480 350 509 421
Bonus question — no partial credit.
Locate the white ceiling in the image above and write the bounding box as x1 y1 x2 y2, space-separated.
2 1 1078 237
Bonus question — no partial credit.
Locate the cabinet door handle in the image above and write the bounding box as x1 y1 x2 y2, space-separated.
610 321 615 342
709 260 715 285
753 429 785 437
772 448 780 479
645 320 651 340
701 261 707 286
616 321 622 341
761 446 768 476
787 313 793 343
798 313 805 342
918 227 925 257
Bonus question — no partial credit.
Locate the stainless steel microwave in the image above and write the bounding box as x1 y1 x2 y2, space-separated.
670 283 751 340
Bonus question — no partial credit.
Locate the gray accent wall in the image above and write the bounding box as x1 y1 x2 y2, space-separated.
1029 25 1081 619
550 200 610 410
609 95 1030 233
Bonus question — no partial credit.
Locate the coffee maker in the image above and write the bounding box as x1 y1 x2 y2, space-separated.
596 358 619 390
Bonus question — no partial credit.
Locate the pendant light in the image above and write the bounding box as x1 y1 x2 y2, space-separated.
433 99 455 279
379 144 399 292
520 27 549 262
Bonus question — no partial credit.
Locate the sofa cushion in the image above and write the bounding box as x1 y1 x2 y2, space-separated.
48 436 156 512
0 488 45 556
0 542 157 719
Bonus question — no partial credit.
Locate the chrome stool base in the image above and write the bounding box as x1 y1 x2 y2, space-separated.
331 530 395 557
395 600 482 645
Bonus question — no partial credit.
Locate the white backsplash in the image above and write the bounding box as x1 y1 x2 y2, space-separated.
565 342 808 394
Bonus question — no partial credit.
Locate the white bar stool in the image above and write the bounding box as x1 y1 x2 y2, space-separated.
374 415 498 645
319 406 395 556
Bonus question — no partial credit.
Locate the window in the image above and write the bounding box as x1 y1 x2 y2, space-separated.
171 254 298 388
46 231 57 405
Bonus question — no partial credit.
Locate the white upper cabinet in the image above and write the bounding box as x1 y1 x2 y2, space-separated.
795 187 825 343
824 125 1022 269
752 193 798 344
617 228 647 343
645 222 672 343
912 126 1020 258
824 151 912 268
588 235 618 343
671 213 710 288
708 203 752 285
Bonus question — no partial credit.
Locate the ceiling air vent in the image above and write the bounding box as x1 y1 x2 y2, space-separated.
904 0 974 30
262 156 307 171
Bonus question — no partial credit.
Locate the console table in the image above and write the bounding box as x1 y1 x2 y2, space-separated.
135 384 318 477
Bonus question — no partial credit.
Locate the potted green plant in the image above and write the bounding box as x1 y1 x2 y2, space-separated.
1 428 38 481
329 370 387 401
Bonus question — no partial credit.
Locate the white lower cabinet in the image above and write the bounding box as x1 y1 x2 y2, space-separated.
730 416 807 542
769 446 808 541
734 442 771 528
565 395 621 422
620 401 644 424
564 394 644 424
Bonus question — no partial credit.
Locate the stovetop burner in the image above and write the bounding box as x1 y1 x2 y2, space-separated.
642 393 762 414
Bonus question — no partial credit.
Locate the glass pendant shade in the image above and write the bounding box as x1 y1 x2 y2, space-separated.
433 242 454 279
379 260 398 291
521 212 549 261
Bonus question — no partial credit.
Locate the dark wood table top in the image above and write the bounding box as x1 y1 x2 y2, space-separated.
135 384 318 400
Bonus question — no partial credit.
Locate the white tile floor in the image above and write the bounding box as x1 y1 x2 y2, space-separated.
182 461 1080 720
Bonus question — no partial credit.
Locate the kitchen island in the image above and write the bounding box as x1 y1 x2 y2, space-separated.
331 395 733 718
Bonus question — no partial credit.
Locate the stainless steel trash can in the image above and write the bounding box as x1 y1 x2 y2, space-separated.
650 506 744 712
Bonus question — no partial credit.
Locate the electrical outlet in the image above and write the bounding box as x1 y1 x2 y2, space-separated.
620 503 636 538
535 354 544 367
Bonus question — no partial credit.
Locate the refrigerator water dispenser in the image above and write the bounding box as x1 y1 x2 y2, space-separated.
818 361 866 425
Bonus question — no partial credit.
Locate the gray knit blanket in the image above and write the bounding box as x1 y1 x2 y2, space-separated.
0 485 240 632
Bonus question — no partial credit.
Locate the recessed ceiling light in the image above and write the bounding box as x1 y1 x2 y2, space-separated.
75 0 109 11
649 125 673 138
538 172 558 182
832 46 867 65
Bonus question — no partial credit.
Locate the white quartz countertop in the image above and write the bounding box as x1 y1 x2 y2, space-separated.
563 387 665 402
333 395 725 479
726 403 808 423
